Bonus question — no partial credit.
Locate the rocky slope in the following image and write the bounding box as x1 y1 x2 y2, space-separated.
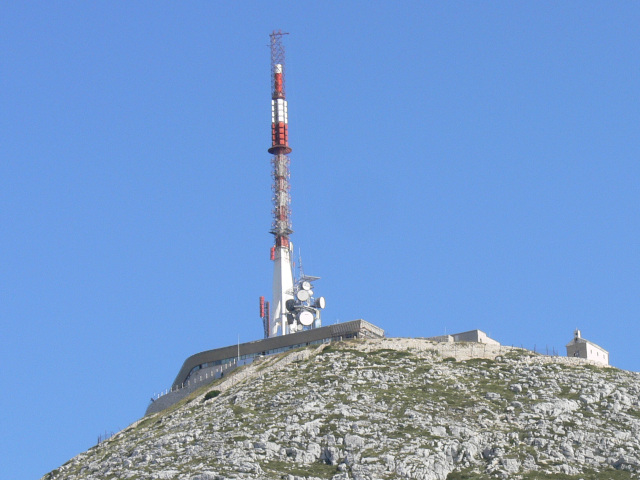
42 338 640 480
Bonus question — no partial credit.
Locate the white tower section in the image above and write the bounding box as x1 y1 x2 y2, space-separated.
271 243 295 335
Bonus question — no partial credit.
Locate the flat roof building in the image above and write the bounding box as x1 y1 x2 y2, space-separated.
426 329 500 346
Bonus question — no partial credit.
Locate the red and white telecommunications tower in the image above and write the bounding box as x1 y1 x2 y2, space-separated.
259 31 325 338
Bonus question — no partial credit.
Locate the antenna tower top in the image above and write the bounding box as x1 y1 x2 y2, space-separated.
270 31 289 98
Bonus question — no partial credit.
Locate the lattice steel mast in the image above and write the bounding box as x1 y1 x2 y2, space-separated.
267 31 294 337
259 32 325 337
269 31 292 247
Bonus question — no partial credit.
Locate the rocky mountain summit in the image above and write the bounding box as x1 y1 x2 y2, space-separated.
43 338 640 480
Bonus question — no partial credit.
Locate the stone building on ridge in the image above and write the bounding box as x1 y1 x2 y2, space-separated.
566 329 609 365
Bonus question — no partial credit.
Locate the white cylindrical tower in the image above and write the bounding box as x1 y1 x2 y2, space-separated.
271 242 295 335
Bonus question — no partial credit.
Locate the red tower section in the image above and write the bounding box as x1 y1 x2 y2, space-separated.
268 31 292 249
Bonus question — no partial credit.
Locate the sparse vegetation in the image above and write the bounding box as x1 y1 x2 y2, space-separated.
203 390 221 401
262 459 337 477
627 409 640 420
42 339 640 480
446 470 492 480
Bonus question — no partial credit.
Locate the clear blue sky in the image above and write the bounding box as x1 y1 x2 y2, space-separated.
1 2 638 479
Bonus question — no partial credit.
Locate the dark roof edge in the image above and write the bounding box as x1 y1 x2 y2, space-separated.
170 319 384 388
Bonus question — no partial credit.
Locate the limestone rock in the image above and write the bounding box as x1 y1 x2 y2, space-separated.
42 338 640 480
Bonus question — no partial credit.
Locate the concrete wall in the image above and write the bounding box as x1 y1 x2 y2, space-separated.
171 319 383 389
427 334 454 343
475 330 500 346
451 330 500 345
146 343 327 416
362 337 612 369
427 330 500 346
146 360 240 416
147 320 384 416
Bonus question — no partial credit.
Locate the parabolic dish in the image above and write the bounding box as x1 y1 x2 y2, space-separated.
299 310 314 326
296 289 310 302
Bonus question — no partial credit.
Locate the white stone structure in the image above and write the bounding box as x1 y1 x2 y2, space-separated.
566 329 609 365
427 329 500 346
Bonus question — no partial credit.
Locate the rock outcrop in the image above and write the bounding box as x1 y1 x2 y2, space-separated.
42 338 640 480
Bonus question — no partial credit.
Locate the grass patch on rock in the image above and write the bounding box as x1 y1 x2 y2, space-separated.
203 390 221 402
261 459 338 478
